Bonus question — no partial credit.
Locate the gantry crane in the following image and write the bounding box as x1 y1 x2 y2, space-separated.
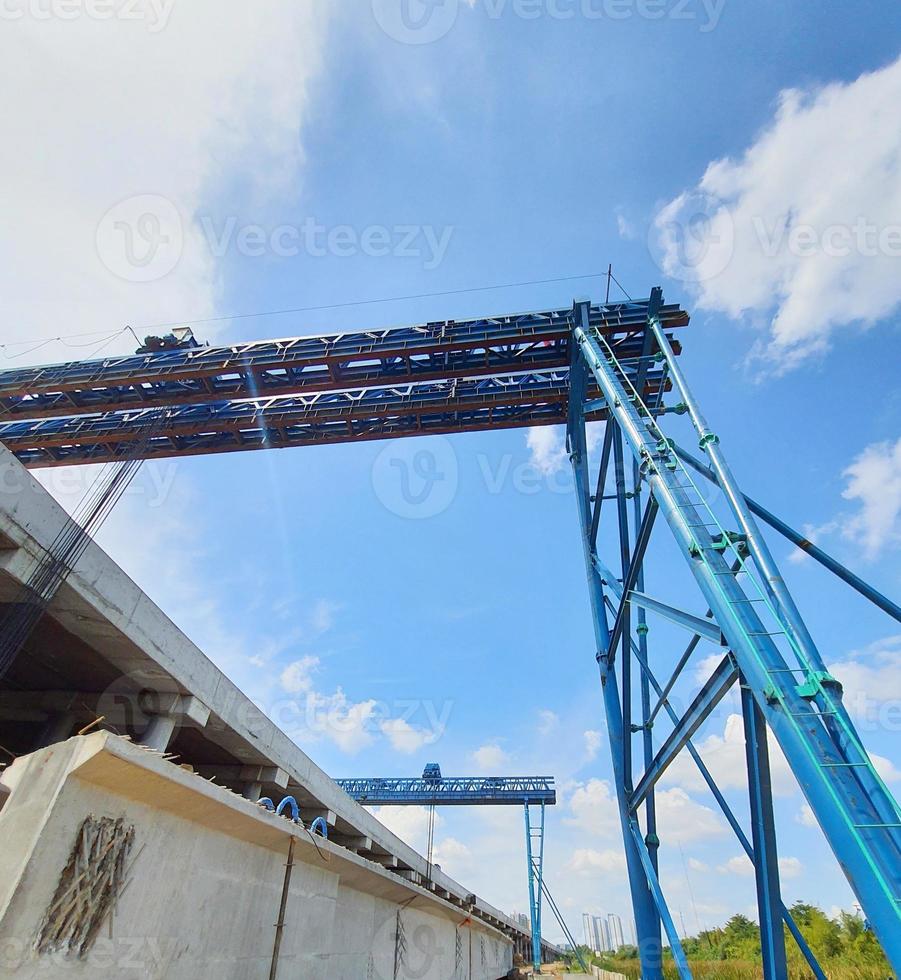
337 765 563 973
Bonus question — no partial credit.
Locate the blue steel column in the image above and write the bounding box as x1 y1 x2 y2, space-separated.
741 684 788 979
524 801 545 973
614 428 663 955
632 456 660 881
567 337 665 979
573 305 901 969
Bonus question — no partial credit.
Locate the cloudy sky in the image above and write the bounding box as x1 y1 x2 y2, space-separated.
1 0 900 946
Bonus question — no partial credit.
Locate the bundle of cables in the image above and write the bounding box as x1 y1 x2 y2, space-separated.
0 409 169 680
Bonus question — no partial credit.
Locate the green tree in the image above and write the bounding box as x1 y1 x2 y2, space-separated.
721 915 761 960
787 902 843 959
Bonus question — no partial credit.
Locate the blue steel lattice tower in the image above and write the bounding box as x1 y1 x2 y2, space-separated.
566 290 901 980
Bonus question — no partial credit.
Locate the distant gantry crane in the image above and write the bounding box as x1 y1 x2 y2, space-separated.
0 291 898 979
336 765 577 974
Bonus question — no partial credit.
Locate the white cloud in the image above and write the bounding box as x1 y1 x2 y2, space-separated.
433 836 473 876
280 655 320 694
380 717 437 754
693 652 727 687
840 438 901 560
652 788 728 844
779 856 803 879
472 743 510 773
0 3 326 366
688 857 710 873
567 848 627 876
311 599 340 634
787 520 840 564
718 854 803 879
654 55 901 369
371 805 438 852
277 655 386 753
717 854 754 877
368 818 470 881
526 426 568 476
785 438 901 564
871 753 901 784
565 779 622 838
566 778 724 845
537 709 560 736
525 423 605 476
662 713 797 797
616 212 637 241
303 690 378 754
796 804 817 828
828 635 901 718
583 730 603 761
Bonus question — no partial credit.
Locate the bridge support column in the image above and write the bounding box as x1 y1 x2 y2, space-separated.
742 686 788 980
139 695 210 753
524 801 545 974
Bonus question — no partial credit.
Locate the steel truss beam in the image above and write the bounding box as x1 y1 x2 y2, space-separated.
0 300 687 421
336 775 555 806
567 296 901 978
1 367 671 469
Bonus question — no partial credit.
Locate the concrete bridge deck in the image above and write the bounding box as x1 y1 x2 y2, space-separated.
0 445 561 973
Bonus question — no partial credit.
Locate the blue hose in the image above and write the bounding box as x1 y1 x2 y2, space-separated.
309 816 329 839
275 796 301 824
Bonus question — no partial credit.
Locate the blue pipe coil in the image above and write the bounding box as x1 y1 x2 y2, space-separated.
275 796 301 824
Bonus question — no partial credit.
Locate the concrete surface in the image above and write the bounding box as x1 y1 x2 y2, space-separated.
0 732 514 979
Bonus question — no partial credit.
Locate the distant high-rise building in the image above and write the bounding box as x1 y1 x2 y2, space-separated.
582 913 592 951
600 917 612 951
607 913 625 950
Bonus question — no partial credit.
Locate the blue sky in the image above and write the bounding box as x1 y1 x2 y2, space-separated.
3 0 901 946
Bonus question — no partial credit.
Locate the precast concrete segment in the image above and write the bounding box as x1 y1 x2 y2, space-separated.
0 733 515 980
